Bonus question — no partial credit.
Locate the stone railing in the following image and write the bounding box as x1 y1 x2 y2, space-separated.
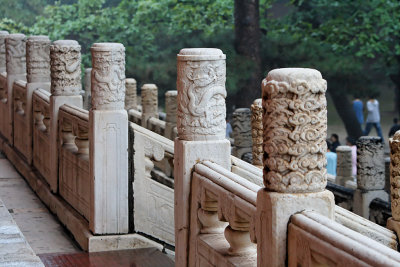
58 104 90 220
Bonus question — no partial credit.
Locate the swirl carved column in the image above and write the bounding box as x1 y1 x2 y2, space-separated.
175 48 231 267
27 36 50 84
141 83 158 127
251 98 263 167
232 108 252 162
390 132 400 221
125 78 137 110
356 136 385 190
89 42 128 234
262 68 327 193
336 146 353 185
0 31 9 73
165 90 177 140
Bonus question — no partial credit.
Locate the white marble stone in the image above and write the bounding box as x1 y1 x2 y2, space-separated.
353 189 389 219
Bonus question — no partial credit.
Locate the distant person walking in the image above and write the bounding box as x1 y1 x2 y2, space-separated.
363 96 384 142
330 134 340 153
389 118 400 138
326 141 337 176
352 97 364 126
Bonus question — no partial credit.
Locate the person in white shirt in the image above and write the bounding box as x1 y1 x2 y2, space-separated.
363 96 384 142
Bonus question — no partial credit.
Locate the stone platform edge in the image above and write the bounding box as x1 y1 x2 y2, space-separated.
0 136 170 253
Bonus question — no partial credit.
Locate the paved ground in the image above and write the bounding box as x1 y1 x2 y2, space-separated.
0 152 81 255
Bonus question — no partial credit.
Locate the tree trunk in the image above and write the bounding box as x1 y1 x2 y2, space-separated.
329 88 363 140
234 0 262 108
389 56 400 116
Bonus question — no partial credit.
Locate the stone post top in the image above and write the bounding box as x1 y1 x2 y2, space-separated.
178 48 226 61
253 98 262 106
6 33 25 40
233 108 251 114
266 68 322 81
52 40 80 49
142 83 157 90
85 68 92 73
165 90 177 96
357 136 382 145
91 42 125 51
27 35 50 42
0 31 9 35
336 146 352 152
126 78 137 84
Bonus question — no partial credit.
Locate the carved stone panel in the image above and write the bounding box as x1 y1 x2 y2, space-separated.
356 136 384 190
50 40 82 96
336 145 353 186
5 33 26 75
26 36 51 83
165 90 177 124
262 68 328 193
177 48 226 141
251 98 263 167
0 31 9 73
390 131 400 220
91 43 125 110
125 78 137 110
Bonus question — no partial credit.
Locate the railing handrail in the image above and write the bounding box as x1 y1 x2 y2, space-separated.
59 103 89 123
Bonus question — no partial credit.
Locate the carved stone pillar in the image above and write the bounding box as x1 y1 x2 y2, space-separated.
15 35 51 164
0 31 9 73
251 99 262 167
353 136 388 218
256 68 334 267
125 78 137 110
83 68 91 110
165 90 177 140
141 83 158 127
175 48 231 267
49 40 83 192
232 108 252 162
336 145 353 186
89 42 128 234
388 132 400 236
3 33 26 144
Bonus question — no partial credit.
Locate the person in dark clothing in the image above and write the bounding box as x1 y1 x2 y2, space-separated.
389 118 400 138
330 134 340 153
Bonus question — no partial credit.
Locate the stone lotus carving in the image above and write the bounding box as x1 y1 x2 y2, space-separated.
262 68 328 193
50 40 82 96
26 36 51 83
5 34 26 75
356 136 385 190
91 43 126 110
251 98 263 167
390 131 400 220
177 48 226 141
125 78 137 110
0 31 9 73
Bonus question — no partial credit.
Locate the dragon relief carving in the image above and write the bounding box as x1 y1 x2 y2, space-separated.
390 131 400 220
6 35 26 75
262 69 328 193
50 44 81 96
91 50 125 110
177 59 226 140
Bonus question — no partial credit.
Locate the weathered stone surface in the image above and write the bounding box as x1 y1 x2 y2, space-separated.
83 68 92 110
357 136 385 190
262 68 327 193
5 33 26 76
353 189 388 219
165 90 177 140
125 78 137 110
50 40 81 96
0 31 9 73
251 98 262 167
141 84 158 127
336 145 353 186
232 108 252 161
91 43 125 110
26 36 50 83
390 131 400 221
177 48 226 141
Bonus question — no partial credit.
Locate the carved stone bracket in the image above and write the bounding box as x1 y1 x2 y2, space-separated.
26 36 51 83
50 40 82 96
262 68 328 193
5 33 26 75
0 31 9 73
177 48 226 141
91 43 125 110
